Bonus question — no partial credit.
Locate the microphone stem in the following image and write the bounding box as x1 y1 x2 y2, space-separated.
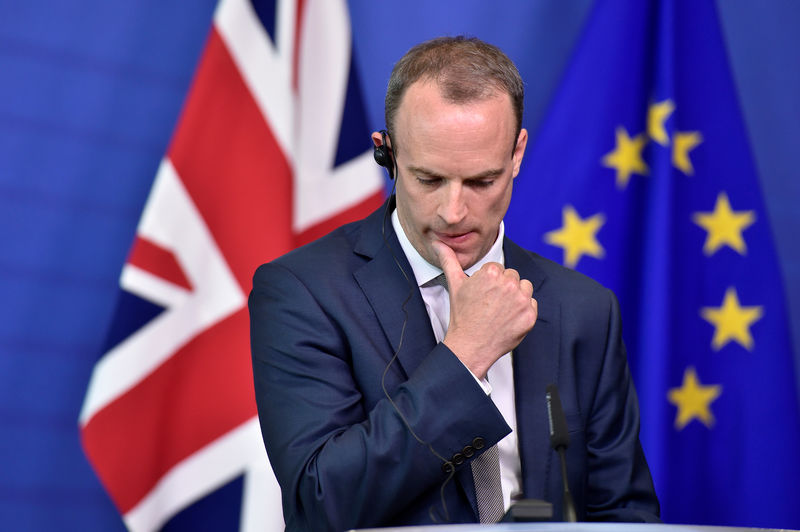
558 447 577 522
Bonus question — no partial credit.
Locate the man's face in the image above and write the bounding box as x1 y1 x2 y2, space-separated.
379 81 527 270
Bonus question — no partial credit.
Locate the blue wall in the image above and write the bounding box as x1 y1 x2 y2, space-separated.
0 1 797 529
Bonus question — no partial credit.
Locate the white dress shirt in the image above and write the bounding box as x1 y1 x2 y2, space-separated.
391 210 522 511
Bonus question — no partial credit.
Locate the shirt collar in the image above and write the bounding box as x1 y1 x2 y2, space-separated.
391 208 505 287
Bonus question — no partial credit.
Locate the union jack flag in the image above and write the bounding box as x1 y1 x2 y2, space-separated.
79 0 383 529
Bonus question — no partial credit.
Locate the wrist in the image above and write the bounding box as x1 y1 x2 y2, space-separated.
442 335 491 380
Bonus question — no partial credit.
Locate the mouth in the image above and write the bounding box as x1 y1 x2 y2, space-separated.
434 231 475 247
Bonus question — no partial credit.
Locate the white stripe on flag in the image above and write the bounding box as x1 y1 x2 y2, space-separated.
120 264 191 311
293 0 383 232
215 0 296 161
123 417 278 532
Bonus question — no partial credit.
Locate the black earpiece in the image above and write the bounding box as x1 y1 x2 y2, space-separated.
373 129 395 180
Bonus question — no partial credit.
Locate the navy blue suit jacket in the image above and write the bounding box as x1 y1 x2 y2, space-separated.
249 198 659 531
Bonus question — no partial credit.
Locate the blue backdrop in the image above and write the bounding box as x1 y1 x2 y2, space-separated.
0 1 798 530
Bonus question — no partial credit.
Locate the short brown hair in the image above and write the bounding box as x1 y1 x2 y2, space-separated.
385 36 524 153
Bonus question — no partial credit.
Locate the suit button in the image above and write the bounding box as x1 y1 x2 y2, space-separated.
441 462 455 474
452 453 465 466
462 445 474 458
472 437 486 450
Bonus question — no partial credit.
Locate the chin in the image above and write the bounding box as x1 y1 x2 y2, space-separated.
455 253 477 270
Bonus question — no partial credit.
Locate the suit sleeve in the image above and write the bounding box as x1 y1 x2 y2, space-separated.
249 262 510 531
582 289 661 522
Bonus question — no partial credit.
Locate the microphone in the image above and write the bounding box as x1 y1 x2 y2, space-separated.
546 384 577 522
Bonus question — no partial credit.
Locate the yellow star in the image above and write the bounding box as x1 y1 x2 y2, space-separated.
692 192 756 255
601 126 649 189
668 366 722 430
672 131 703 175
544 205 606 269
701 287 764 351
647 99 675 146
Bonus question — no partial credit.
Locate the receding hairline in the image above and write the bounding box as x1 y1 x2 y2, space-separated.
391 80 520 157
384 36 525 155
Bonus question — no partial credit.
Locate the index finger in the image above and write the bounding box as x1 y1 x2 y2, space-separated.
431 240 466 287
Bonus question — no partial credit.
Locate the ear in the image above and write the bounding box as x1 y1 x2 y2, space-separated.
371 130 393 150
511 128 528 178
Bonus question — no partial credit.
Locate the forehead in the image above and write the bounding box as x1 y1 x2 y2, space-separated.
393 81 516 164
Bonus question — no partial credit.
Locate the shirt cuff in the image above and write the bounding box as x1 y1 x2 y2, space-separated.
460 359 493 395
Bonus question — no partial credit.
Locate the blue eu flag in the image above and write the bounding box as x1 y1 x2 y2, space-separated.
505 0 800 527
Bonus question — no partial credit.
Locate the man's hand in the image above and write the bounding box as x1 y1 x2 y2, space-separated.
433 241 538 380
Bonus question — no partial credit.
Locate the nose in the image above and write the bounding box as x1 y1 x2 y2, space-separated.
437 183 467 225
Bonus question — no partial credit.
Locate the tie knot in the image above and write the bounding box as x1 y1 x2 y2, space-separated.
424 273 448 291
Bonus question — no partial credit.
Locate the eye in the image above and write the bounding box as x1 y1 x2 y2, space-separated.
416 177 442 187
468 179 495 188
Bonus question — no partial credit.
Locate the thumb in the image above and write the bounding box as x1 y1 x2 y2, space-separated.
432 241 466 288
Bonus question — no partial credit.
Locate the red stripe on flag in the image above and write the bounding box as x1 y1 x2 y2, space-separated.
81 308 255 513
169 28 294 293
128 236 193 291
294 190 383 247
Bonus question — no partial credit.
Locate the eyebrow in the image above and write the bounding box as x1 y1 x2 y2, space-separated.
406 165 505 181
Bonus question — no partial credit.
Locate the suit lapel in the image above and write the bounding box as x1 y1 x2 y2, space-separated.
504 239 561 502
353 198 437 380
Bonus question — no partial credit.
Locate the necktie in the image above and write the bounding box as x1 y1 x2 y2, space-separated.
425 272 449 290
471 444 505 523
425 273 505 523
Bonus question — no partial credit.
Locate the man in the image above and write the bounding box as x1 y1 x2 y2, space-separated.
249 37 659 531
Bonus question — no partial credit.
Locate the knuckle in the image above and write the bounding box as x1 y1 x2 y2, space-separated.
482 263 502 278
520 279 533 294
522 306 537 325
